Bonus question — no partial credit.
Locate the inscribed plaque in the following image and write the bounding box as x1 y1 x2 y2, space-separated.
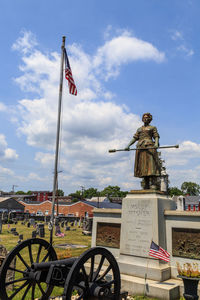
172 228 200 259
96 222 121 248
120 198 153 257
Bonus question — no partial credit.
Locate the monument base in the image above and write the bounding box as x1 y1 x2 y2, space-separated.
118 190 176 281
119 254 171 281
120 274 181 300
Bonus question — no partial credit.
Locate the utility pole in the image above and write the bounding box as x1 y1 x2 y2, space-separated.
12 185 18 194
80 186 85 200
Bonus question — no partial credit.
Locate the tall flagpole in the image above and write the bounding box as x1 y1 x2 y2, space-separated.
49 36 65 245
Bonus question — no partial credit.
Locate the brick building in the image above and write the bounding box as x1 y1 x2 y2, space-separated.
31 191 53 202
21 200 95 218
21 200 121 218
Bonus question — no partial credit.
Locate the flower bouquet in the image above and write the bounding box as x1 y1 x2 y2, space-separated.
176 262 200 278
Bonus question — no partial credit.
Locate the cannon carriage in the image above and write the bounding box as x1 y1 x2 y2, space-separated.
0 238 121 299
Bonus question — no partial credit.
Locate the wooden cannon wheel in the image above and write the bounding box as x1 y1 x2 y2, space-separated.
0 238 57 300
63 247 121 300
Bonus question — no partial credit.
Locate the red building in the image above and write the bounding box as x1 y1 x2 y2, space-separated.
31 191 53 202
21 200 95 218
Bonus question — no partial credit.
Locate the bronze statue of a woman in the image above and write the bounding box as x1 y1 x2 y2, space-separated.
125 113 161 189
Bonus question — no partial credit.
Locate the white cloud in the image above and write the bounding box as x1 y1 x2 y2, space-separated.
0 134 18 161
9 30 167 192
93 31 165 79
170 29 194 58
0 102 7 111
0 165 14 176
12 30 38 55
171 30 183 41
177 45 194 57
160 141 200 187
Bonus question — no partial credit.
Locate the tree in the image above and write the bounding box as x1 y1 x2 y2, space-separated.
168 187 182 197
181 182 200 196
100 185 128 198
15 191 25 195
69 191 82 202
83 188 99 199
56 189 64 196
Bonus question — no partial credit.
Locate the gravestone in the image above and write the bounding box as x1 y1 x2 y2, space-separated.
19 234 23 240
29 218 35 226
82 218 93 236
37 223 45 238
118 190 176 281
32 231 37 238
55 225 61 235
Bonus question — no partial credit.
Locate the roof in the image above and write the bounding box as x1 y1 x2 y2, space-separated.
0 197 13 202
173 195 200 205
20 199 121 209
83 200 122 209
185 196 200 205
87 197 109 202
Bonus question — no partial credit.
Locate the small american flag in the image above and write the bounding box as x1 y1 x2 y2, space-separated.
64 48 77 96
149 241 170 262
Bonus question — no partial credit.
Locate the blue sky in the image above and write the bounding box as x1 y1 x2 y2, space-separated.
0 0 199 194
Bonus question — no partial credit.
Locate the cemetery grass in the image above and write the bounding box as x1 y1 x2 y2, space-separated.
0 222 91 299
0 224 184 300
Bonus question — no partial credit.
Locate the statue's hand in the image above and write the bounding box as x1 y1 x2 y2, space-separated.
124 147 130 151
154 144 158 149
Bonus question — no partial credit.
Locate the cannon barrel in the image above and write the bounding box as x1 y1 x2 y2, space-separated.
31 257 77 271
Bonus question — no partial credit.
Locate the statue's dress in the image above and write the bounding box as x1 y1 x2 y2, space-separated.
133 125 161 178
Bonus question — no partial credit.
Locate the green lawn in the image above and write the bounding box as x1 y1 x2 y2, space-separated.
0 222 91 299
0 223 184 299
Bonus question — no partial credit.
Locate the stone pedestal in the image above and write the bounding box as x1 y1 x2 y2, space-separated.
118 190 176 282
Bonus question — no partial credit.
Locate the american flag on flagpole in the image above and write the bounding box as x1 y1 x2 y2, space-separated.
64 48 77 96
149 241 170 262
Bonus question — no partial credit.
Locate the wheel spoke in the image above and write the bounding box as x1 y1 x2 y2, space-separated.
17 252 31 270
5 277 29 286
8 280 29 300
41 251 50 262
28 244 33 264
37 282 45 296
81 265 88 282
93 255 105 281
96 265 112 282
88 255 94 282
31 283 35 300
22 283 32 300
8 266 28 275
36 244 42 263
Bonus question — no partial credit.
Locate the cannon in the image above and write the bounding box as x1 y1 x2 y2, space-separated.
0 238 121 299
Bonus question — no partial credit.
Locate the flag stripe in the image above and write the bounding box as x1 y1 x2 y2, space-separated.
149 241 170 262
64 49 77 96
